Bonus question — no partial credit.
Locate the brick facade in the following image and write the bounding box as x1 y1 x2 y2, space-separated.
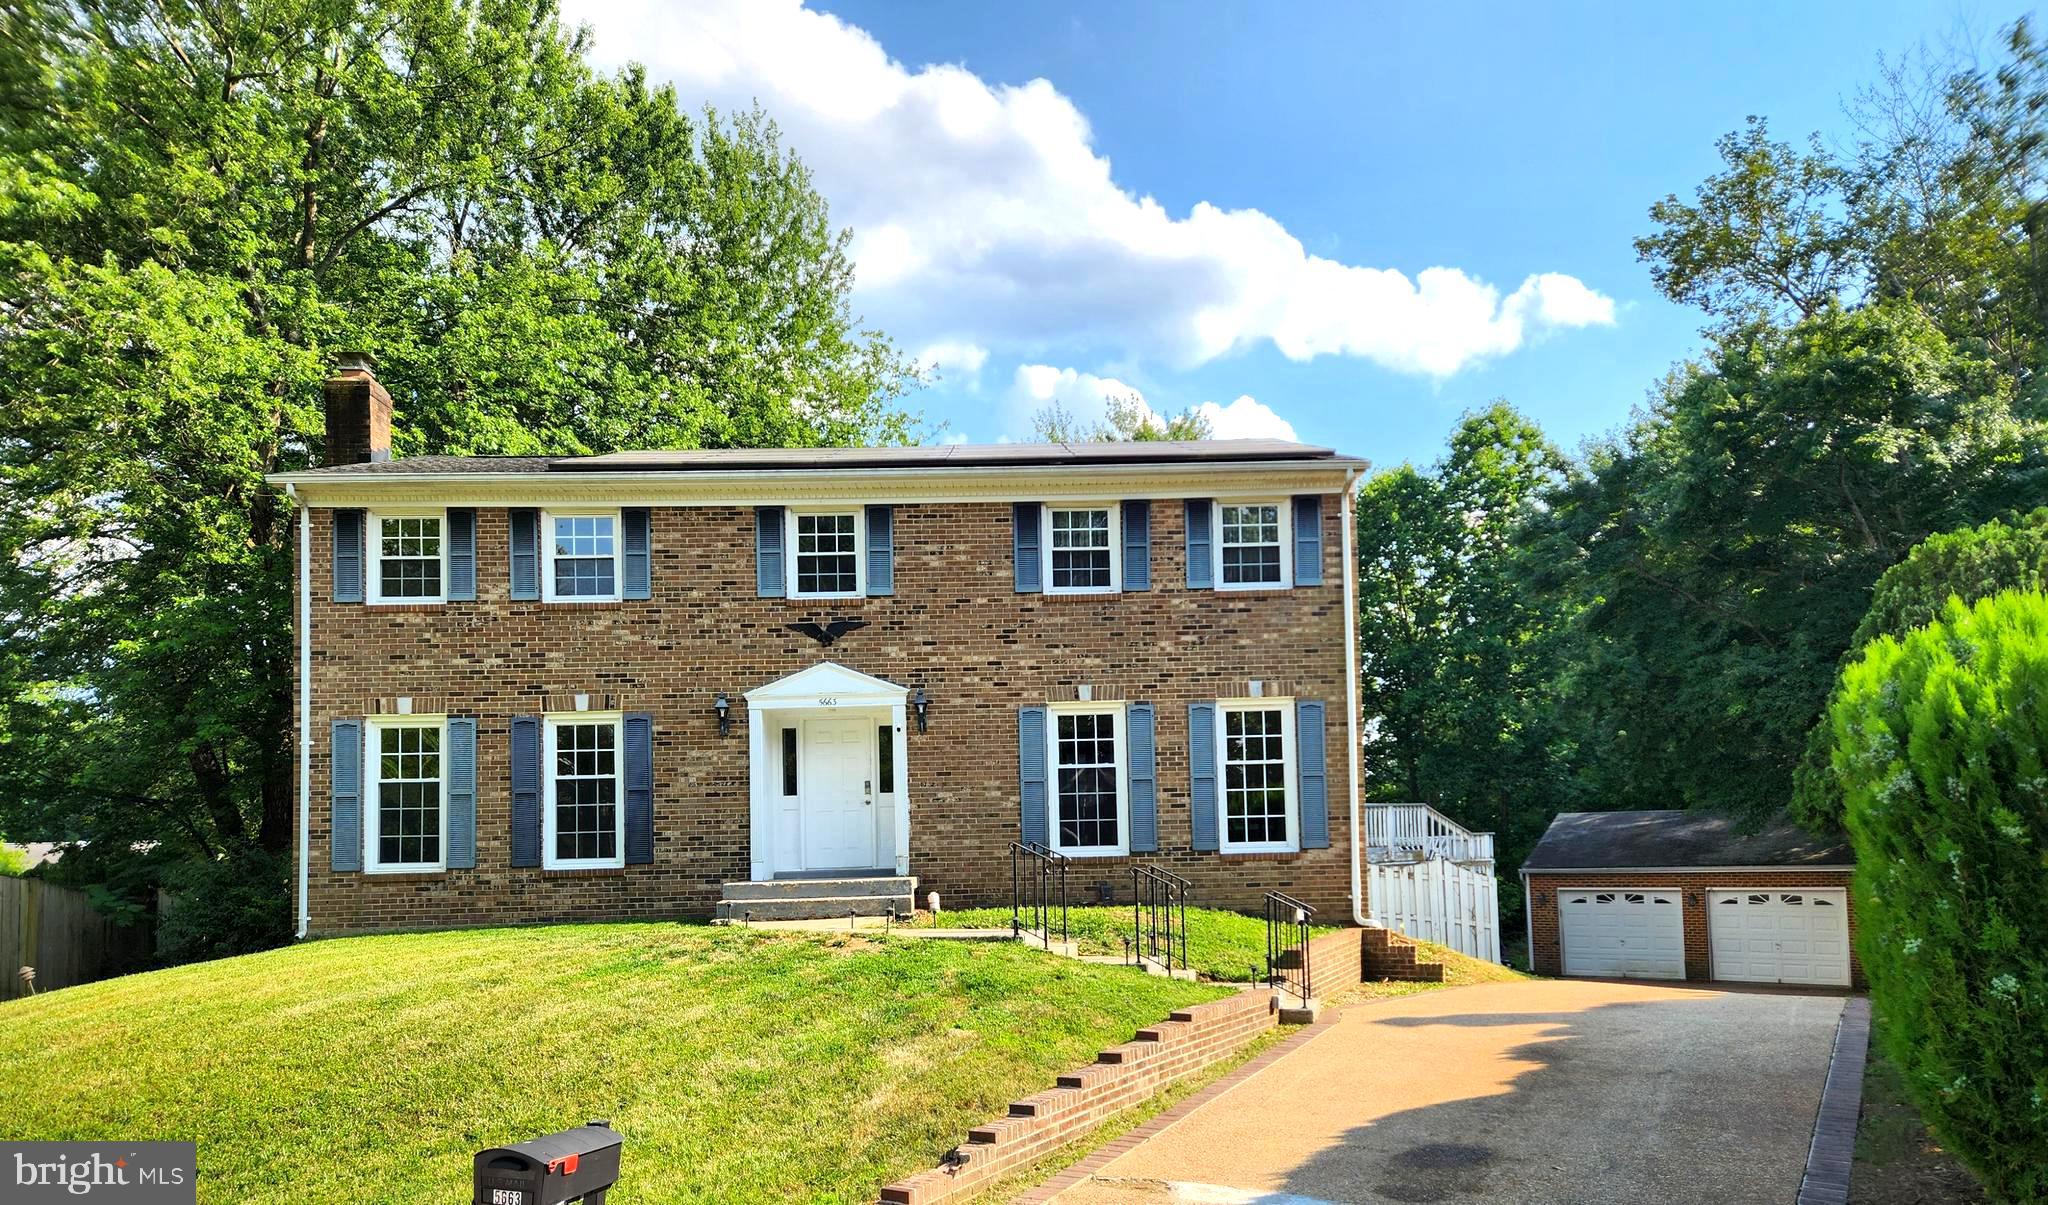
1524 870 1862 987
299 496 1359 935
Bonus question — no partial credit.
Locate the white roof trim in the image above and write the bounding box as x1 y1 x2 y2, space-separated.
744 661 909 706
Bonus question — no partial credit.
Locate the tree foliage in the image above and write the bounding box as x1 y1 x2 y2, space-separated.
0 0 917 922
1830 592 2048 1201
1028 394 1212 443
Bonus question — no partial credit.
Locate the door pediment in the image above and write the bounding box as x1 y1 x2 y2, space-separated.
745 661 908 707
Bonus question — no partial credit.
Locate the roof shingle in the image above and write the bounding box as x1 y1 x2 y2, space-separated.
1520 810 1853 871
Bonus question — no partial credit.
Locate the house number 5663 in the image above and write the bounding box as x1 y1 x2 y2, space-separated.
817 696 839 706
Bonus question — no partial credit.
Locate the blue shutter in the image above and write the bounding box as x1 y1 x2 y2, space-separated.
1184 500 1213 589
1013 503 1042 593
1296 700 1329 849
755 506 785 598
1127 703 1158 853
624 712 654 864
330 719 362 871
866 505 894 596
1018 706 1049 845
622 508 651 600
446 717 477 869
447 509 476 601
510 716 541 867
1122 500 1151 592
1188 701 1218 851
509 509 540 601
1292 495 1323 586
332 510 364 603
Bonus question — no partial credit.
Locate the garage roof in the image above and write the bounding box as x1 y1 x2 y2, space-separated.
1521 810 1852 871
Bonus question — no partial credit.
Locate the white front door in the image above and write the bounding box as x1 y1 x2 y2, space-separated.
802 717 876 870
1557 888 1686 979
1708 889 1851 986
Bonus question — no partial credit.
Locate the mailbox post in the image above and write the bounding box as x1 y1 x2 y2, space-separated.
474 1121 623 1205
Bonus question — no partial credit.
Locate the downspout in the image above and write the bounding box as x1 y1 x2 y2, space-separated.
1342 469 1371 928
292 485 312 940
1520 867 1534 973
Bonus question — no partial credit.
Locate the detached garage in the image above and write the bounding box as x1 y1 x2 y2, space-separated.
1522 811 1860 988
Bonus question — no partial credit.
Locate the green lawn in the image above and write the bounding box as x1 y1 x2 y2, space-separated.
917 905 1334 981
0 923 1228 1204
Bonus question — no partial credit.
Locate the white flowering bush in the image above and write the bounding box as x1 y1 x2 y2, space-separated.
1831 591 2048 1200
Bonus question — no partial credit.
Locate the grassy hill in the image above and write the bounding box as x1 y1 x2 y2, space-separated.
915 905 1336 981
0 923 1228 1204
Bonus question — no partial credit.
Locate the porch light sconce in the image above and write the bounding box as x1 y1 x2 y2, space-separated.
911 687 929 733
713 692 732 738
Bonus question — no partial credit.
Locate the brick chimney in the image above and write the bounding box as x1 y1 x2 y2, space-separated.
322 351 392 466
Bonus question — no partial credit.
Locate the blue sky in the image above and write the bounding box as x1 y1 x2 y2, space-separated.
565 0 2016 470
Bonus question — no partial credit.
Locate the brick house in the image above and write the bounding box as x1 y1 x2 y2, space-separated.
271 358 1370 937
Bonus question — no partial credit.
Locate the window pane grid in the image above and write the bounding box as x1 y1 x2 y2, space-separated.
1219 504 1283 585
795 513 858 595
552 515 617 598
376 725 441 866
553 722 618 862
378 516 443 598
1049 508 1113 589
1223 707 1288 846
1055 710 1119 850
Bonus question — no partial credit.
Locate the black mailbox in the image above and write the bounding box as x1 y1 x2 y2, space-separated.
474 1121 623 1205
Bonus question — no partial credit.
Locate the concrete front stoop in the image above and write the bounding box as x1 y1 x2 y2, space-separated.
714 875 915 923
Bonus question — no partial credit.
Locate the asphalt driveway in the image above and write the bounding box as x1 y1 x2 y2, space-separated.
1045 978 1849 1205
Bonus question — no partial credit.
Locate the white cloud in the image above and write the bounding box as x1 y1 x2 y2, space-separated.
914 340 989 383
560 0 1616 379
1194 396 1298 441
1010 363 1147 433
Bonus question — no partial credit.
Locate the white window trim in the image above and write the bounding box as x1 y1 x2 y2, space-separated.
366 508 449 606
542 711 626 870
1046 700 1130 858
1212 498 1293 591
1041 503 1122 596
1215 697 1299 854
364 714 448 873
785 508 867 600
540 508 624 604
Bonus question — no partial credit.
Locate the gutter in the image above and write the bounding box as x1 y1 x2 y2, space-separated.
292 484 311 940
264 456 1365 491
1341 466 1370 928
1520 866 1533 973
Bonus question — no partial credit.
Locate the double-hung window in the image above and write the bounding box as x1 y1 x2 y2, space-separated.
1218 701 1296 853
1044 505 1120 594
788 510 863 598
543 511 621 602
1215 501 1290 589
544 714 624 869
368 511 446 604
1049 704 1127 857
367 716 445 871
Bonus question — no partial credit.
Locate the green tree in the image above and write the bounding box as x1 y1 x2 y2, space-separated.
0 0 917 924
1028 394 1212 442
1830 591 2048 1201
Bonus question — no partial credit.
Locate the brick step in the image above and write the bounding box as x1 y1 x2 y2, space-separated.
715 894 913 922
719 875 915 901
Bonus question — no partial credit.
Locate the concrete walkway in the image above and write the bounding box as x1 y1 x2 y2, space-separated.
1041 978 1849 1205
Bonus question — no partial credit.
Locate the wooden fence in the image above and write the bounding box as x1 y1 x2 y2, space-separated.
1368 856 1502 964
0 877 151 1001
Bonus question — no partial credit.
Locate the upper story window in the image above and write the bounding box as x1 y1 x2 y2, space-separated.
1044 505 1120 595
1216 501 1291 590
1218 699 1296 853
544 510 620 602
369 512 445 604
368 716 445 871
545 713 623 869
789 510 863 599
1049 703 1127 857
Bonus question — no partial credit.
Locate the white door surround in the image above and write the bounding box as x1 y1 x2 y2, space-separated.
1707 888 1851 986
1557 886 1686 980
745 662 911 880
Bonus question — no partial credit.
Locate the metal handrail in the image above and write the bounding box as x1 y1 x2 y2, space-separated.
1131 864 1191 973
1009 841 1070 950
1265 890 1315 1005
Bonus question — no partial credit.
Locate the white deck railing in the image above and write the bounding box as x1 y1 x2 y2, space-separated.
1364 803 1495 865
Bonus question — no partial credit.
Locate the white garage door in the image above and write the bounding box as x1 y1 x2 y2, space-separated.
1557 888 1686 979
1708 889 1851 986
